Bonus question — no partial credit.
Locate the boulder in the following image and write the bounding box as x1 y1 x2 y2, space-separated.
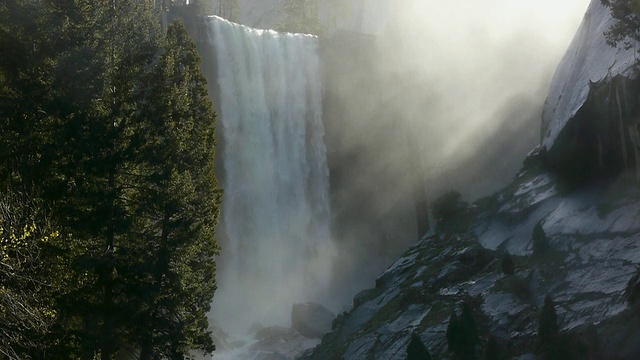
291 303 336 339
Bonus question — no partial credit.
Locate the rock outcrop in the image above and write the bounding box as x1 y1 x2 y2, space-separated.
302 163 640 359
291 303 336 339
542 1 640 180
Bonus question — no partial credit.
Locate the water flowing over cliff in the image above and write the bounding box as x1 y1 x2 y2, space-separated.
202 16 332 334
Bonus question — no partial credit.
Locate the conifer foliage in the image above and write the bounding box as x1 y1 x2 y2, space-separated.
532 222 550 254
406 333 432 360
0 1 221 358
601 0 640 48
501 251 514 275
538 295 560 354
446 302 479 360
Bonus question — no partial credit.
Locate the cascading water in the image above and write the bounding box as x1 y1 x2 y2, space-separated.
203 16 332 335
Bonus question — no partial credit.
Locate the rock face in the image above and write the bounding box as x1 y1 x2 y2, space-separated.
541 1 640 179
302 163 640 359
291 303 336 339
300 7 640 352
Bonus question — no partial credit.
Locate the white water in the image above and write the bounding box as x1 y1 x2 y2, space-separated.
204 16 332 335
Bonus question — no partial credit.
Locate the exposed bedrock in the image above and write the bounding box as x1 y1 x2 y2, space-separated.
541 0 640 183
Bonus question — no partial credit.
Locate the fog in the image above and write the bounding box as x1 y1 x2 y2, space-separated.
322 0 592 312
375 0 590 197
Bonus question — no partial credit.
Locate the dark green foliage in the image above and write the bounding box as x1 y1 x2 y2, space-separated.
547 333 588 360
538 295 559 353
501 252 514 275
484 336 500 360
532 222 550 254
406 333 432 360
536 298 594 359
0 1 221 358
432 190 469 235
132 19 221 359
446 311 459 353
509 272 533 301
446 302 479 360
601 0 640 48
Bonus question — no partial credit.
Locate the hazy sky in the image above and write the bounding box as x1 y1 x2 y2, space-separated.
377 0 593 178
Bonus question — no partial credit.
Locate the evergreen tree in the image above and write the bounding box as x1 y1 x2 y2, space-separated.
0 1 221 358
484 336 500 360
446 311 459 353
446 303 479 360
532 222 550 254
601 0 640 48
406 333 432 360
501 251 514 275
538 295 559 353
432 190 469 235
132 19 221 359
458 302 479 360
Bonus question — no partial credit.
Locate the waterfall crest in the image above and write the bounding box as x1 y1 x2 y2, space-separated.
204 16 332 333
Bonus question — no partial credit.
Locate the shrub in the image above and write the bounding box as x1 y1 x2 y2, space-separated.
484 336 501 360
406 333 432 360
432 190 469 234
538 295 559 353
509 271 533 301
501 252 514 275
532 221 550 254
446 302 479 360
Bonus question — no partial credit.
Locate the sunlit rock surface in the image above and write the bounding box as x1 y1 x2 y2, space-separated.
541 1 640 181
541 0 637 151
302 164 640 359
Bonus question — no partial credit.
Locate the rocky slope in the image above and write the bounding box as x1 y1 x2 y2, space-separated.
302 157 640 359
301 1 640 358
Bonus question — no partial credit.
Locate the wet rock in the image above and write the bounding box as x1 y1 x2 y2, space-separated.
291 303 336 339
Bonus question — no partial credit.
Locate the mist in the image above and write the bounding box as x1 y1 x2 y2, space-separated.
194 0 593 351
322 0 592 311
378 0 590 197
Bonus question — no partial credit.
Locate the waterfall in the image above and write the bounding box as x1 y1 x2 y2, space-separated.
203 16 332 334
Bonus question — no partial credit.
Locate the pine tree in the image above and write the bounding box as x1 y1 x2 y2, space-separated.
501 251 514 275
459 302 479 360
538 295 559 353
0 1 221 358
446 311 459 353
446 303 479 360
484 336 500 360
532 222 550 254
133 19 221 359
406 333 432 360
601 0 640 48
